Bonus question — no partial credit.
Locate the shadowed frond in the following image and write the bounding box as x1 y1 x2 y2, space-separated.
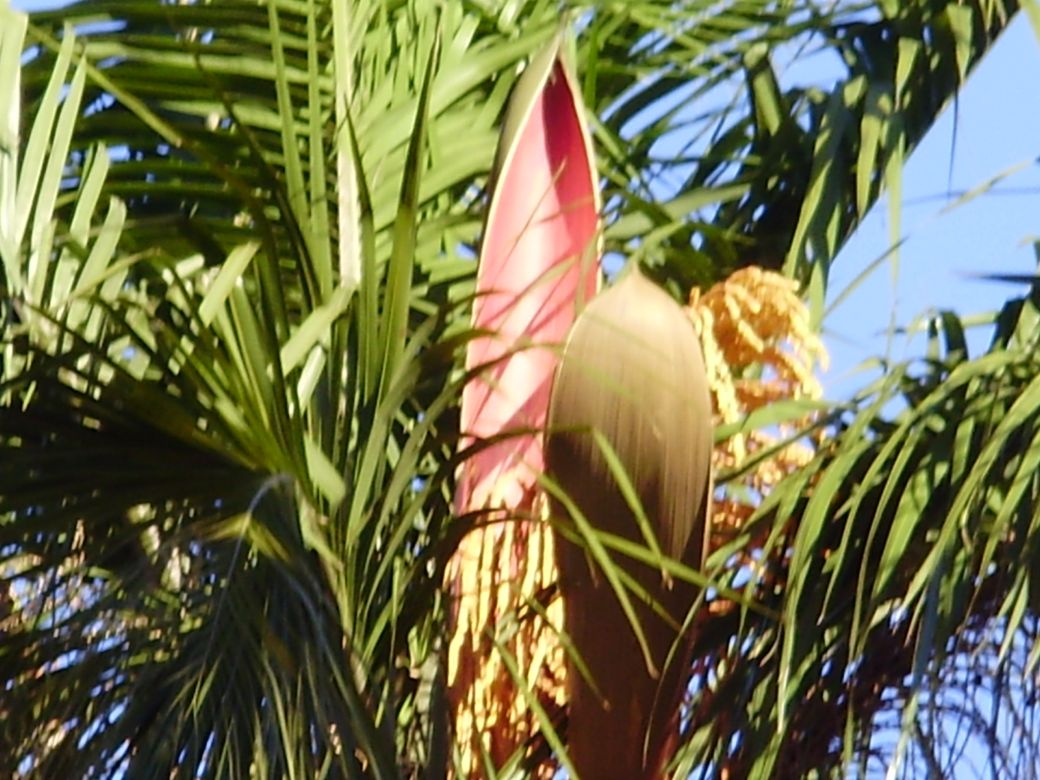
1 0 1032 777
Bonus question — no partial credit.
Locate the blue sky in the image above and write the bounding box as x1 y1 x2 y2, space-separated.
822 15 1040 397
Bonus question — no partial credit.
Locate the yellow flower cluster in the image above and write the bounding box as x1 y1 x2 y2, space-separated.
447 266 827 776
446 492 564 780
687 266 828 540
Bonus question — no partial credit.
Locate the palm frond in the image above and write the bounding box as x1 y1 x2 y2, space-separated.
676 286 1040 776
0 0 1031 777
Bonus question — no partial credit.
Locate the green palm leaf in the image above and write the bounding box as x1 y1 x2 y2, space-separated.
0 0 1031 777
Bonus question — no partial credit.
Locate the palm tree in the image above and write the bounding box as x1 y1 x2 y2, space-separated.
0 0 1034 777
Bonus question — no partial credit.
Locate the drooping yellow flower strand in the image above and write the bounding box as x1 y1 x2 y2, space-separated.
446 492 564 780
